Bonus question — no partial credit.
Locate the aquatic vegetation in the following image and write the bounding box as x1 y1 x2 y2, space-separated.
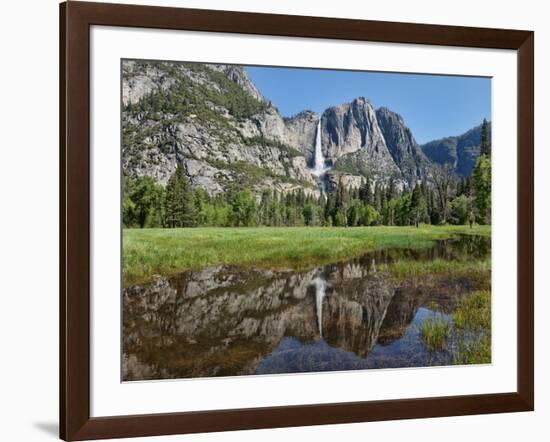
452 290 491 365
420 317 450 351
453 335 491 365
453 290 491 331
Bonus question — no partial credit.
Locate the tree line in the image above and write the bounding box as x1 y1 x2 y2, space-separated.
123 120 491 229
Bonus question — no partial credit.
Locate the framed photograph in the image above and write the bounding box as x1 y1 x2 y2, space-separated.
60 1 534 440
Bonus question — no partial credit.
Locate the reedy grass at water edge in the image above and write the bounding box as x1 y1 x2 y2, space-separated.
387 258 491 288
453 335 491 365
419 291 491 363
452 290 491 365
123 224 490 287
453 290 491 331
420 317 450 351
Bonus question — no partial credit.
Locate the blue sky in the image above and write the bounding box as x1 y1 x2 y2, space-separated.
245 66 491 144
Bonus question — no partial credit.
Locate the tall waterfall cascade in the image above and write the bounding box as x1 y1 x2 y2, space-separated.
310 118 331 196
312 119 327 177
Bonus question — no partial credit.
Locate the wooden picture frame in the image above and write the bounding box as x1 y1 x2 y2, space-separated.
60 1 534 440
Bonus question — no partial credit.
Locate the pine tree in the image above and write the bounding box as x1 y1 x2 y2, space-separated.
380 186 387 212
359 176 372 205
164 168 182 227
164 164 196 227
374 183 382 213
229 191 256 226
325 191 336 225
471 119 492 224
410 182 427 227
334 180 349 226
179 170 197 227
480 118 491 156
432 164 453 224
386 177 396 201
471 155 491 224
259 189 271 225
271 192 281 225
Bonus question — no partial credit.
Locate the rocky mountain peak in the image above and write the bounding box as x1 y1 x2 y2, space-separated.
352 96 372 106
421 122 491 176
376 106 404 124
210 64 266 103
285 110 318 122
321 97 399 181
323 98 379 153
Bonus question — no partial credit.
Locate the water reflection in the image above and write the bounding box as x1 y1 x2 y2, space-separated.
122 236 490 381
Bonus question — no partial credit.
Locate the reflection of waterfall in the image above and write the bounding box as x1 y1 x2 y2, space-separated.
312 276 327 338
310 119 329 195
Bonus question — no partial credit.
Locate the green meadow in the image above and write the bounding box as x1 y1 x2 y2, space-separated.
122 224 490 287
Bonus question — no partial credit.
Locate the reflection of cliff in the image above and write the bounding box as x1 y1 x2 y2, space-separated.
322 271 394 357
123 260 398 380
377 287 421 345
123 237 490 381
123 266 319 380
376 275 479 346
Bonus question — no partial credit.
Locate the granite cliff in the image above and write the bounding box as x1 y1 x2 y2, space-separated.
122 60 488 196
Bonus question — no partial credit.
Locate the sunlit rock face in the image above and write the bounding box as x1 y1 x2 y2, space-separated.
122 61 489 200
376 107 431 186
284 111 319 166
322 98 402 183
122 60 320 197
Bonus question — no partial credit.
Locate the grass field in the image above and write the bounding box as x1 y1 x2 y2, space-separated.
122 224 490 287
387 257 491 288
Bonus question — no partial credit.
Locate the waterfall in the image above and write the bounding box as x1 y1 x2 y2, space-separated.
312 119 326 177
310 118 330 197
312 276 327 338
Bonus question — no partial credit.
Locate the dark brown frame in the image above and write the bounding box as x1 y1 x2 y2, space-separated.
60 1 534 440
